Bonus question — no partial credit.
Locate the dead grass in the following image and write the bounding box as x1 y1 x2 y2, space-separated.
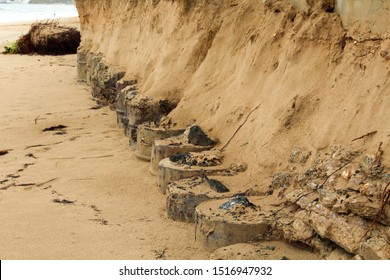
10 20 80 55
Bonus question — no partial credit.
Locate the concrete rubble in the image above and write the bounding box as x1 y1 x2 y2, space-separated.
272 146 390 259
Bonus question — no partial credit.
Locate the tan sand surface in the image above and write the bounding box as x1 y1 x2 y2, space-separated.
0 20 321 260
0 50 210 259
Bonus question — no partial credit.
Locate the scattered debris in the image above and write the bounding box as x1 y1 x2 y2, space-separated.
25 153 37 159
36 178 58 187
152 247 168 260
170 152 222 167
90 218 108 225
80 155 114 160
219 195 257 211
17 183 36 187
90 105 103 110
187 125 215 146
25 141 63 149
90 205 101 213
202 174 230 193
53 131 67 135
42 125 68 132
52 199 75 205
0 183 15 190
24 163 35 168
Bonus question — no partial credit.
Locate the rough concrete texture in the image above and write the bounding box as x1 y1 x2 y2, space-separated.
274 146 390 259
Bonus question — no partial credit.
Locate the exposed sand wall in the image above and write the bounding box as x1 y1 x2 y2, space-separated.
75 0 390 188
285 0 390 33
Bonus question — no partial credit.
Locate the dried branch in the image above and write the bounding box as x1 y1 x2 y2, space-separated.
351 131 377 142
221 104 260 151
374 142 383 164
361 182 390 240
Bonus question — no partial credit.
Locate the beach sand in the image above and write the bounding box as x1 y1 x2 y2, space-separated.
0 19 321 260
0 19 208 260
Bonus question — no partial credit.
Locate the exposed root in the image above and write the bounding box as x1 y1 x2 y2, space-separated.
16 20 80 55
351 131 377 142
221 105 260 151
361 182 390 240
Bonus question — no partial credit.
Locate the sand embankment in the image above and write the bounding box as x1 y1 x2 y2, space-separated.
0 20 320 260
74 0 390 259
1 0 389 259
76 0 390 189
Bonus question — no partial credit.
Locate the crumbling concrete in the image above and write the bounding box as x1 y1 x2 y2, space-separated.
272 146 390 259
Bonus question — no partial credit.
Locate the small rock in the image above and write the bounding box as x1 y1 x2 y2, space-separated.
187 125 215 146
219 195 257 210
359 237 390 260
326 248 353 260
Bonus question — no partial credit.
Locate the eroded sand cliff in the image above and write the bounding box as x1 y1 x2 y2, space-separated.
74 0 390 259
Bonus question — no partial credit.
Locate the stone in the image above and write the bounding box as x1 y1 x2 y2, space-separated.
318 188 338 208
91 59 126 105
359 237 390 260
186 125 215 146
288 147 312 165
345 194 390 226
326 248 353 260
308 203 367 254
282 210 315 241
271 173 296 189
284 188 319 208
135 123 184 161
195 197 270 251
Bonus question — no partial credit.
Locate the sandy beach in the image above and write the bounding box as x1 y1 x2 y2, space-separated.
0 19 208 260
0 19 321 260
1 0 387 265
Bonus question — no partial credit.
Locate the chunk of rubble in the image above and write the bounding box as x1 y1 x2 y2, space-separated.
195 197 269 251
166 176 231 222
186 125 215 146
136 122 185 161
158 151 247 193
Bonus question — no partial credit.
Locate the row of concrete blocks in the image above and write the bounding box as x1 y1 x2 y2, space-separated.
77 50 268 252
77 50 390 257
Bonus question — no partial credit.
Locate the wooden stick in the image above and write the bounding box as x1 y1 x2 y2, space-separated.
351 131 377 142
221 104 260 151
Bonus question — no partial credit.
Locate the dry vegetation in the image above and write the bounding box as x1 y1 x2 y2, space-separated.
4 20 80 55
